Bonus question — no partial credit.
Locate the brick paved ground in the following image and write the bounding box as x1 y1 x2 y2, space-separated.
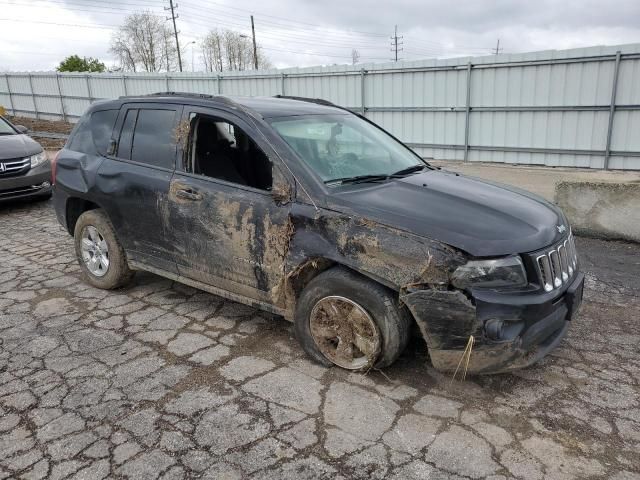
1 199 639 479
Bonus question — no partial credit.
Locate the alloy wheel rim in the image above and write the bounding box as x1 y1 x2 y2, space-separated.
80 225 109 277
309 295 381 370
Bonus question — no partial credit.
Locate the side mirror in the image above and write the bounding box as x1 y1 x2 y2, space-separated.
15 125 28 134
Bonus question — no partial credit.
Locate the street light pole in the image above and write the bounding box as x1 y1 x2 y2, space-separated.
188 41 196 72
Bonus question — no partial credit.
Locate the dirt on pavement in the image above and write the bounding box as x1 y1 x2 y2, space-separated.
8 116 73 150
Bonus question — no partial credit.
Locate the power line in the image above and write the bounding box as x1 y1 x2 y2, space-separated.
0 17 118 29
181 0 389 38
260 46 389 61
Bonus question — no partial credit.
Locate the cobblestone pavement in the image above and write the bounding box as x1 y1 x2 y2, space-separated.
1 199 639 480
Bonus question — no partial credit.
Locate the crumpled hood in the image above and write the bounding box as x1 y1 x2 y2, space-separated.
0 134 43 160
327 170 567 257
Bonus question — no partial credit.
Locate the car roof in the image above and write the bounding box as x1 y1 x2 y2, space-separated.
104 93 349 119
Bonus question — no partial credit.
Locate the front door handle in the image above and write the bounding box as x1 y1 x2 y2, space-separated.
175 189 202 201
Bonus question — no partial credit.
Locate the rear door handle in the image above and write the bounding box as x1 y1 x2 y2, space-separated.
175 189 202 201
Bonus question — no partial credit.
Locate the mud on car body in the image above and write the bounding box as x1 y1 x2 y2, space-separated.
52 93 584 374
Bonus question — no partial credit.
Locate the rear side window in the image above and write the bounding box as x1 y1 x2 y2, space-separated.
117 108 177 169
67 109 118 156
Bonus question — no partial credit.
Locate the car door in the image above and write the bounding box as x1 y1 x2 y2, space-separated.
96 103 182 274
168 106 294 305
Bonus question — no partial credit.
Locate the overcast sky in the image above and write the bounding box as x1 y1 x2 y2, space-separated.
1 0 639 71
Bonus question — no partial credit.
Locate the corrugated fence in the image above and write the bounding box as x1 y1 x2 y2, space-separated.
1 43 639 170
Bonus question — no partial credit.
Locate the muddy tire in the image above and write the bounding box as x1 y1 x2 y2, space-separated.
294 267 411 370
74 209 133 289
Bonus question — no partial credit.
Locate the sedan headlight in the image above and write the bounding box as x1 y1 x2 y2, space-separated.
451 255 527 289
30 151 48 168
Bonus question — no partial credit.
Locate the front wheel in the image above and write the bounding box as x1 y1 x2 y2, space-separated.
294 267 411 370
74 209 133 289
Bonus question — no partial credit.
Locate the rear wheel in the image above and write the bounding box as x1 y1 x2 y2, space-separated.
294 267 411 370
74 209 133 289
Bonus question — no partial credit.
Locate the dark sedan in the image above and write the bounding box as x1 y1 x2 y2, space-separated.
0 116 52 203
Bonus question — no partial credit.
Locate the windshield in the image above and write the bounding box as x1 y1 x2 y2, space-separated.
268 114 426 184
0 117 16 135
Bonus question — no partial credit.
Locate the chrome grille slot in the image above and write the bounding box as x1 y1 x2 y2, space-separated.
549 250 562 288
558 244 569 282
0 157 31 176
537 254 554 292
534 231 578 292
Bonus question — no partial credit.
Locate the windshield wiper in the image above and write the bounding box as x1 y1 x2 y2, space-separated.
325 174 391 185
325 164 430 186
391 164 427 176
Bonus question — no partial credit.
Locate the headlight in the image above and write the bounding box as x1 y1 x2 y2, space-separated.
451 255 527 289
30 151 48 168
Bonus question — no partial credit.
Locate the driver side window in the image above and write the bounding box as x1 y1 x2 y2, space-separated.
185 113 272 191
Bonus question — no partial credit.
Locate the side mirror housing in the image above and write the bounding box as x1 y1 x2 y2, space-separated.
15 125 28 134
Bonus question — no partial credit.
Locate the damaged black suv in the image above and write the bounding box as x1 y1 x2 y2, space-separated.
53 93 584 374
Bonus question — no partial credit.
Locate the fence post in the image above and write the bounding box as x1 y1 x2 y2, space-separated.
281 73 285 96
604 51 622 170
165 74 170 91
122 75 128 96
360 68 366 115
55 73 67 122
4 74 15 116
85 75 93 103
463 62 472 162
217 75 222 94
27 73 38 119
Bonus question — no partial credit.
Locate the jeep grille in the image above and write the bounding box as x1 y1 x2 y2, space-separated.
535 232 578 292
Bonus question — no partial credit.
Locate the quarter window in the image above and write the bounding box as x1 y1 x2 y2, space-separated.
67 109 118 156
90 110 118 155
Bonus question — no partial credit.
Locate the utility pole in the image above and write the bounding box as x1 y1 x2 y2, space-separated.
250 15 258 70
165 0 183 72
390 25 403 62
493 39 503 55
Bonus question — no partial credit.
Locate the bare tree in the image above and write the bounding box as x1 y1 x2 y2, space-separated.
201 30 224 72
351 49 360 65
110 12 178 72
201 28 271 72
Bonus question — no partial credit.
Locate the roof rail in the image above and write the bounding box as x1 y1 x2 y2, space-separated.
272 95 338 107
272 95 361 116
118 91 238 108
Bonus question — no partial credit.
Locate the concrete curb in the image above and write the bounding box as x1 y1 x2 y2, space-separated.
555 181 640 243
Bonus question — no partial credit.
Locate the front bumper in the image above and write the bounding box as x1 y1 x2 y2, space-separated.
0 162 52 202
402 271 585 374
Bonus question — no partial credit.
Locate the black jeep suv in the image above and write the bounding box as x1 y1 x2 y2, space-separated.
53 93 584 374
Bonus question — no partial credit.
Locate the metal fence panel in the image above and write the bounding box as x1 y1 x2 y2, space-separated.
1 43 639 170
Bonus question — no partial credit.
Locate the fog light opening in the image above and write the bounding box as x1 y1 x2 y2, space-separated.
484 319 504 340
484 318 526 341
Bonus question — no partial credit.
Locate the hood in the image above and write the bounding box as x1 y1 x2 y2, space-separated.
0 134 43 160
326 170 567 257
